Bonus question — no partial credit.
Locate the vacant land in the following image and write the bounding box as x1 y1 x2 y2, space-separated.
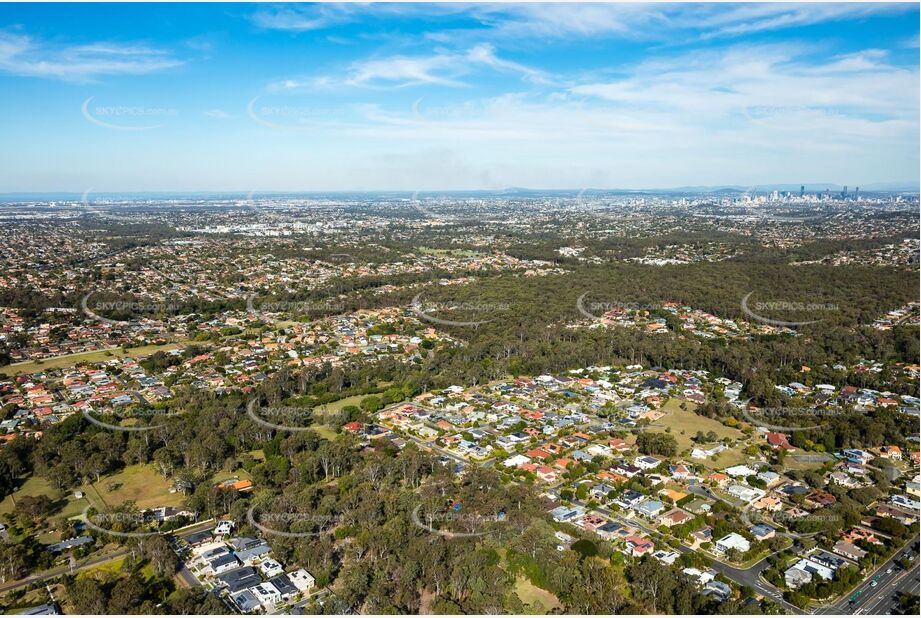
319 393 370 413
650 399 747 468
311 424 339 440
513 576 562 612
210 467 254 485
4 463 182 521
85 463 184 511
0 476 63 515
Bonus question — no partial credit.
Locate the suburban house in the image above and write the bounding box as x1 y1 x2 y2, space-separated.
766 432 795 451
714 532 750 556
625 535 655 557
659 508 695 528
288 568 316 593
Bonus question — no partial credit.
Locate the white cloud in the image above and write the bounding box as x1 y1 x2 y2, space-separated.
262 41 916 188
0 31 181 82
571 44 918 119
348 50 470 88
273 44 549 90
691 3 907 39
250 3 440 32
250 4 358 31
425 2 914 44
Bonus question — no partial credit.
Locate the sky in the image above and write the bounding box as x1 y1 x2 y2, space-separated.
0 1 918 192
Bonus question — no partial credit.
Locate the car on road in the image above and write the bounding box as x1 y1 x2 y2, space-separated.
871 581 878 588
886 567 893 574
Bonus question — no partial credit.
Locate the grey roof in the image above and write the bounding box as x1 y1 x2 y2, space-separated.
218 566 261 594
270 574 299 597
185 530 212 545
16 604 60 615
232 537 271 562
209 552 240 569
47 536 93 553
201 545 232 560
233 590 261 612
751 524 774 536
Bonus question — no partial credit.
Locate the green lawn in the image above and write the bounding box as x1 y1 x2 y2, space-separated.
786 452 833 472
210 467 253 485
311 425 339 440
2 463 186 519
514 576 562 612
318 394 368 413
0 475 94 523
650 399 747 469
84 463 184 511
0 476 65 515
77 556 127 581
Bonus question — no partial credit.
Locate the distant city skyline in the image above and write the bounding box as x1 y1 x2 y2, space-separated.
0 2 918 192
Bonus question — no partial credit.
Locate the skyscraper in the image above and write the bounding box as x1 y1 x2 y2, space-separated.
800 185 805 197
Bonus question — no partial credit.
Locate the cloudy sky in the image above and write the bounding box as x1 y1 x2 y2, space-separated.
0 2 917 192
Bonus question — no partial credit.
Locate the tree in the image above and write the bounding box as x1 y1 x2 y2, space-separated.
566 557 625 613
636 432 678 457
14 494 54 525
0 542 27 583
360 396 383 413
66 576 109 614
142 535 177 578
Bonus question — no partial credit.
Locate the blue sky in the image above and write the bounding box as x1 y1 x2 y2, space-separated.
0 2 918 192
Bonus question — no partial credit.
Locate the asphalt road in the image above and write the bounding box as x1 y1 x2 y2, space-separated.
0 520 217 595
378 402 910 617
817 534 919 615
0 549 129 594
567 496 804 613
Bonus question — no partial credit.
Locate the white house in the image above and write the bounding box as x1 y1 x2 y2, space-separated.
634 455 661 470
714 533 751 555
652 549 680 565
683 567 716 586
892 495 920 511
250 582 282 608
503 454 531 468
288 569 315 593
725 465 758 478
785 567 812 589
727 484 766 503
259 558 284 578
691 445 726 459
214 520 234 536
788 558 834 585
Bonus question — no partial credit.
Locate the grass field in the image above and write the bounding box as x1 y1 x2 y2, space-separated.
84 464 184 511
0 342 184 377
785 452 833 472
650 399 747 468
0 476 64 515
318 394 368 413
311 425 339 440
76 556 127 580
210 467 253 485
513 576 562 612
1 463 182 523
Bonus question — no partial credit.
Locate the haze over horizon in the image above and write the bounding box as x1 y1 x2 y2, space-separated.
1 2 918 192
1 180 919 201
